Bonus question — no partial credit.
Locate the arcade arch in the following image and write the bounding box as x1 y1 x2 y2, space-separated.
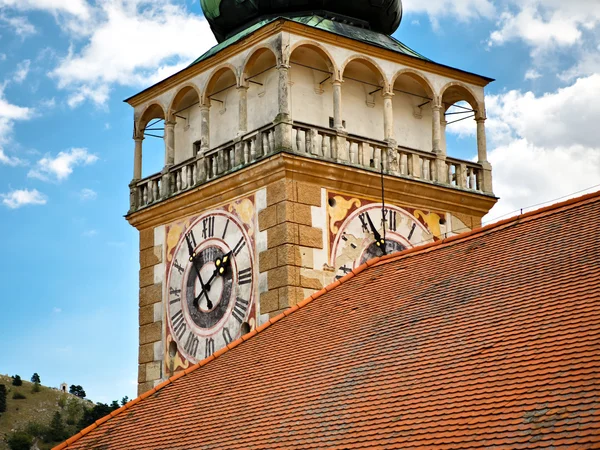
391 70 435 151
203 66 239 148
134 103 166 179
289 43 336 129
169 85 202 164
340 57 387 141
242 47 278 132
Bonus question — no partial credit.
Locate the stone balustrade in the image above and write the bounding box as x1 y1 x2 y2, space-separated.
129 121 490 213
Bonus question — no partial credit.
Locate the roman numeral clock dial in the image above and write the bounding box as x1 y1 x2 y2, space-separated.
331 203 431 280
167 210 255 365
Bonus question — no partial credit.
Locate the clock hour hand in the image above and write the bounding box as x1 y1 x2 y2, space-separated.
192 262 213 310
365 212 386 255
192 250 233 310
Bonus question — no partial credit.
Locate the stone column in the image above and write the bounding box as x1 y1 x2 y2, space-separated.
164 120 175 166
383 91 394 143
200 105 210 153
332 80 343 130
133 137 143 180
476 117 493 194
432 103 447 183
276 63 290 121
476 118 488 163
432 104 443 155
238 85 249 135
197 104 210 183
274 63 292 152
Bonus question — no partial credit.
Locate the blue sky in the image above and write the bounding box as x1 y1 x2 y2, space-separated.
0 0 599 403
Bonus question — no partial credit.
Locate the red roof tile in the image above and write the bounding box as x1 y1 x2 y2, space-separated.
56 190 600 449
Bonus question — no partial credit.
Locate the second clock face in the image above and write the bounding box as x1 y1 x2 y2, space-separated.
331 203 431 280
167 210 255 363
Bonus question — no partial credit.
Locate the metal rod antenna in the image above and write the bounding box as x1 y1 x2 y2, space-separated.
381 159 386 255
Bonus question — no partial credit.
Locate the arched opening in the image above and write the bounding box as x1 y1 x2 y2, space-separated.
243 47 278 131
204 66 238 148
138 103 166 178
341 57 386 141
440 83 479 161
169 85 201 164
391 71 434 151
289 44 336 129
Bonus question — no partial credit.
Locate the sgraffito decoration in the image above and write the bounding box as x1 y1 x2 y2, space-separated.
164 194 257 372
328 191 443 280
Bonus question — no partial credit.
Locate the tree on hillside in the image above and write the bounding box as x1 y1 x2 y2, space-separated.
78 402 118 429
45 411 68 443
121 396 129 406
31 373 40 384
69 385 86 398
6 431 32 450
0 384 6 413
11 375 22 386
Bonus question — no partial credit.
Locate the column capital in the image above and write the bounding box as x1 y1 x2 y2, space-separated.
134 136 144 142
236 84 249 91
382 90 394 99
164 120 176 127
331 79 343 86
475 116 487 123
276 63 290 71
199 103 210 112
431 103 443 112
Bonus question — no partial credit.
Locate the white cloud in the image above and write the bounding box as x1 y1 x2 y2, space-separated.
0 13 36 37
487 0 600 74
28 147 98 182
559 43 600 80
82 229 98 237
0 0 90 19
1 188 47 208
50 0 216 107
0 86 34 165
53 307 62 313
403 0 495 23
524 69 541 80
78 188 97 201
0 54 6 61
480 74 600 221
13 59 31 83
39 97 56 109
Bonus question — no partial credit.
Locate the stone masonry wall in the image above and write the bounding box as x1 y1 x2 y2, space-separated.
137 227 164 396
258 179 324 317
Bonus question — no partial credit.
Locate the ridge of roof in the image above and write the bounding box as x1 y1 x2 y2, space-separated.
53 187 600 450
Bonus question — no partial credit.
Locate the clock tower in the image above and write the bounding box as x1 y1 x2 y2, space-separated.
126 0 496 395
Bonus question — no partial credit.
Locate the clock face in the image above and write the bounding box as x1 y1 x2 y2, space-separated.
331 203 431 280
166 210 255 363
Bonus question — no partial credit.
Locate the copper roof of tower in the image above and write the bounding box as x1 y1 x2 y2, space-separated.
201 0 403 42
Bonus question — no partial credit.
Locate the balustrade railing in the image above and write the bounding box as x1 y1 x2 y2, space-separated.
132 124 276 211
291 122 482 192
131 121 487 213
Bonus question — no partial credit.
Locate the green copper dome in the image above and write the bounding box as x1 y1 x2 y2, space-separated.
200 0 403 42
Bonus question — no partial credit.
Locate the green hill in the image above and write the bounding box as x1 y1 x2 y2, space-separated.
0 375 90 450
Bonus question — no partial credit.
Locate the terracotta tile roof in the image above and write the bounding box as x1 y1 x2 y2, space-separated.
56 190 600 450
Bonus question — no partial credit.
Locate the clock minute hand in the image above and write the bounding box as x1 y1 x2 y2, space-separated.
192 249 233 309
366 212 386 255
192 261 213 310
186 233 213 309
